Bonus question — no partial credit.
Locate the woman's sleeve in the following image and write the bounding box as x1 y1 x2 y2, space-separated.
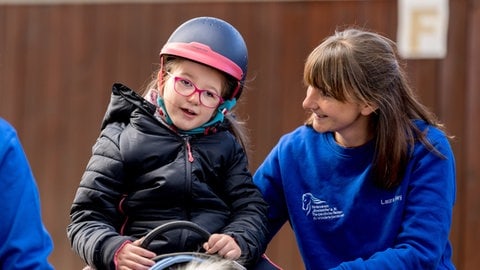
253 143 289 241
332 131 456 270
67 124 134 269
0 123 54 269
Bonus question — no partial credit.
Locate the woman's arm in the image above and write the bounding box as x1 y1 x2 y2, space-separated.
253 143 289 241
0 121 54 269
333 131 456 269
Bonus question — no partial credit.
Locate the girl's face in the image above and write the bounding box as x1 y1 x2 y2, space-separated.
302 85 376 147
159 60 225 131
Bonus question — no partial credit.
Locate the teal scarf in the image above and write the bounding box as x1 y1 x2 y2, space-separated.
157 96 236 135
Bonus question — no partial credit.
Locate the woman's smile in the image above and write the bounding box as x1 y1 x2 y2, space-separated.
313 112 328 119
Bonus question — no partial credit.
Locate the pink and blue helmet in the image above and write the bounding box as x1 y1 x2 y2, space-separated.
160 17 248 100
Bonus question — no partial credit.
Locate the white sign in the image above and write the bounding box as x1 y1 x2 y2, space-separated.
397 0 449 59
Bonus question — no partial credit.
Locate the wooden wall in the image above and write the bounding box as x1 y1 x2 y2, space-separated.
0 0 478 269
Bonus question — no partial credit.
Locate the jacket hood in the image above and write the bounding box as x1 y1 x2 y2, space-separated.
101 83 157 130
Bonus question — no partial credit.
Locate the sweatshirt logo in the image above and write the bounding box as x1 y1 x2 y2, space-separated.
380 195 403 205
302 193 344 220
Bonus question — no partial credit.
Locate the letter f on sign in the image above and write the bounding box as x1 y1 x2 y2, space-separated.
397 0 449 59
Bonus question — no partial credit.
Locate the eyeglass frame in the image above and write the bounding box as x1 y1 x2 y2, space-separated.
165 72 225 108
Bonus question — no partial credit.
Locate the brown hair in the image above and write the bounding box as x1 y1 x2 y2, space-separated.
304 28 447 189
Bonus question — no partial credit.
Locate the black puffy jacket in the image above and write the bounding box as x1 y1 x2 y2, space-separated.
67 84 269 269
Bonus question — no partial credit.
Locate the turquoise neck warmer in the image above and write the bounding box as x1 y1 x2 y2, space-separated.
156 96 236 135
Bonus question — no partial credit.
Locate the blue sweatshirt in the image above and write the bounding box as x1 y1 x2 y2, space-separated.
0 118 54 269
253 121 456 270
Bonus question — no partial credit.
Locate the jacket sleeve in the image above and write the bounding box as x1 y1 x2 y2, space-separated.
0 120 54 270
67 123 134 269
217 137 270 267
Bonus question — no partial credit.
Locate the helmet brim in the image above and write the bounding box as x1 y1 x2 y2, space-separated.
160 42 243 81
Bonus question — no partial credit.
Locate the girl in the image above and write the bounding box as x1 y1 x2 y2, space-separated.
253 28 456 269
68 17 269 270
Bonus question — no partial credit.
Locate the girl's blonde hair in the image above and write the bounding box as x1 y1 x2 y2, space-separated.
304 28 447 189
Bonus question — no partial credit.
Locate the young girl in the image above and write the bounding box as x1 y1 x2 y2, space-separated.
67 17 269 270
253 28 456 269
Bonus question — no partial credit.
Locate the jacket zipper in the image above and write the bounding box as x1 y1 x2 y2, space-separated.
183 137 193 220
118 194 129 235
185 138 194 163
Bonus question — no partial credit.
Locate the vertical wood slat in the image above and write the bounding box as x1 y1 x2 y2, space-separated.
0 1 478 269
439 1 469 268
464 1 480 269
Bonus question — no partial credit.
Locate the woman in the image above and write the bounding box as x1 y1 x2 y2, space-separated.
253 28 456 269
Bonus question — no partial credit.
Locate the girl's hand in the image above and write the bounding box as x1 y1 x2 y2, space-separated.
203 233 241 260
115 238 156 270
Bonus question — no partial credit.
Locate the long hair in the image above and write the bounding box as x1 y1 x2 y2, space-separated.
141 57 250 152
303 28 447 189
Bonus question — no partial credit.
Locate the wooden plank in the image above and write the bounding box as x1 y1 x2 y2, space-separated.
464 2 480 269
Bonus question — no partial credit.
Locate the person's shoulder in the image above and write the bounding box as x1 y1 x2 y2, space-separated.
413 119 447 139
0 118 16 143
280 125 316 141
206 129 241 149
0 118 21 160
412 119 453 155
0 117 13 131
101 121 127 140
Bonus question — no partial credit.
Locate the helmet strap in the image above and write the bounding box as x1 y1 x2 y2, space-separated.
230 82 241 100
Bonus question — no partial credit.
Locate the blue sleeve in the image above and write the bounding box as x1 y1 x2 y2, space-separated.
331 130 456 270
0 119 54 270
253 143 289 241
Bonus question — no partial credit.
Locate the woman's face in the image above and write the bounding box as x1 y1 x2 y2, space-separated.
302 85 375 147
158 60 225 131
